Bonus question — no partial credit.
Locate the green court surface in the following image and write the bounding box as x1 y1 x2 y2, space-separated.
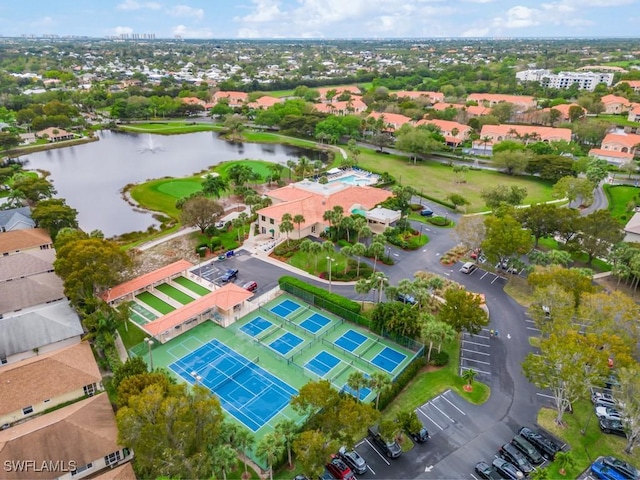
132 293 419 467
136 291 176 315
129 302 157 326
173 276 211 296
155 283 196 305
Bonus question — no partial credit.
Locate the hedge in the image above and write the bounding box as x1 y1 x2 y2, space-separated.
376 356 426 411
279 276 361 313
415 191 456 210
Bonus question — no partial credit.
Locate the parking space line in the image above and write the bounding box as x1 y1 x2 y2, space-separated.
430 401 454 422
480 271 490 280
462 348 491 356
466 333 490 340
440 392 466 415
367 465 376 475
471 474 479 480
461 357 491 365
461 365 491 375
364 438 390 466
491 275 505 284
418 407 443 430
527 326 541 331
462 339 490 347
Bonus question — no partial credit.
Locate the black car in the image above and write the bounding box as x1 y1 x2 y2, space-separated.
518 427 561 460
599 418 627 437
409 426 429 443
511 434 544 465
601 456 640 480
492 457 524 480
420 207 434 216
338 447 367 475
368 425 402 459
500 442 534 475
475 461 503 480
220 268 239 283
397 292 417 305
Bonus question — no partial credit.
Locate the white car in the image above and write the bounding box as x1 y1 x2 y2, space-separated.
595 406 622 421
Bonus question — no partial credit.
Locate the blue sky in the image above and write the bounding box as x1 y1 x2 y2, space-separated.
0 0 637 39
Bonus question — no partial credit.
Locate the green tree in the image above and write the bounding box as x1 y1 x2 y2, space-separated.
347 138 361 164
490 102 516 122
368 241 386 273
275 419 299 469
447 193 470 211
112 356 149 389
235 428 255 477
568 210 624 265
438 288 488 334
292 214 306 239
555 451 576 476
395 125 442 164
293 430 336 480
223 114 245 139
31 198 78 240
346 371 368 401
585 158 610 185
480 185 528 209
211 444 237 480
227 164 254 188
256 432 285 480
615 366 640 454
528 265 594 308
552 175 594 207
370 300 421 338
11 176 56 205
462 368 477 386
368 372 392 410
179 196 224 233
516 203 561 247
116 372 172 408
421 318 456 364
202 174 229 199
492 150 531 175
482 214 533 267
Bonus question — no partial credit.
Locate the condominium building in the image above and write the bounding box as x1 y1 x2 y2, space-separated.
515 70 614 91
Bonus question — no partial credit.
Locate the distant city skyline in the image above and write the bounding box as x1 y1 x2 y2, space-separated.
0 0 637 39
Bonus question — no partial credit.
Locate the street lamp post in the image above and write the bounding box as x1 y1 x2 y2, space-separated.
144 337 154 371
326 257 335 293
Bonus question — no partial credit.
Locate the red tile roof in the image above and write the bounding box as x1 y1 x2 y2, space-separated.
316 86 361 98
601 94 630 106
478 124 572 142
368 112 412 129
101 259 194 302
601 132 640 149
247 96 282 109
394 91 444 102
144 283 253 336
589 148 634 160
467 93 536 107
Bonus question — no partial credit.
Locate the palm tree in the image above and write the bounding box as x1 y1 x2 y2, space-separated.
351 242 367 277
368 241 385 273
480 135 492 154
293 214 306 239
299 239 313 269
256 432 285 480
286 159 297 180
296 156 313 179
529 467 550 480
555 451 575 476
275 419 298 469
210 444 237 480
371 271 389 303
321 240 335 256
232 217 245 243
347 371 368 401
355 277 374 306
368 372 391 410
340 216 355 243
341 245 353 275
309 241 322 272
202 174 229 199
234 428 255 478
462 368 477 389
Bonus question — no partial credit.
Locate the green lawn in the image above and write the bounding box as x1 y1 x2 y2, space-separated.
604 184 640 225
538 401 640 479
118 122 222 134
173 276 211 296
596 114 640 129
117 320 148 351
537 237 612 272
356 148 555 212
241 130 325 150
288 249 350 276
382 339 490 421
155 283 195 305
136 291 176 315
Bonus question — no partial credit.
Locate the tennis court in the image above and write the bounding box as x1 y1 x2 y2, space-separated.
270 298 302 318
334 329 368 352
156 283 195 305
305 350 341 377
239 316 273 337
371 347 407 374
269 332 304 356
136 291 176 315
169 339 297 432
343 382 372 401
299 312 331 334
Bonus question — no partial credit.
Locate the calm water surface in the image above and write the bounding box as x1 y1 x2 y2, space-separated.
23 130 317 237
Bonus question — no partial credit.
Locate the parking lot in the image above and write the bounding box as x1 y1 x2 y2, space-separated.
460 330 492 380
192 251 272 290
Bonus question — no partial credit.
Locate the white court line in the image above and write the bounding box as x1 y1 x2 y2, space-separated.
536 393 555 399
461 357 491 365
418 406 443 430
430 401 454 422
462 339 490 347
440 393 466 415
461 365 491 375
364 438 390 466
462 348 491 356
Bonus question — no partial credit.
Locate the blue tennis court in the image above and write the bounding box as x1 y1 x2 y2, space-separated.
270 298 301 318
169 339 297 432
371 346 407 373
300 313 332 334
269 332 304 356
343 383 372 401
239 316 273 337
334 329 368 352
305 350 341 377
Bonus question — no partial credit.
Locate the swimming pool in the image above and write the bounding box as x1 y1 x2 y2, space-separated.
329 174 376 186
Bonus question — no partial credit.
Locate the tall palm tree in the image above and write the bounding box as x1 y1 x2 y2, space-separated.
234 428 255 477
351 242 367 277
340 216 355 243
275 419 298 469
309 241 322 272
293 214 306 239
280 213 294 245
256 432 285 480
296 156 313 179
341 245 353 275
346 371 367 401
286 159 297 180
210 444 237 480
369 372 391 410
368 241 385 273
355 277 374 306
371 271 389 303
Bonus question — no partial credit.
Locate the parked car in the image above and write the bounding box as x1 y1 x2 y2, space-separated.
338 447 366 475
220 268 239 283
397 292 417 305
595 397 619 409
592 391 616 405
599 418 627 437
242 280 258 292
591 459 633 480
511 434 544 465
460 262 477 274
492 457 524 480
595 406 622 421
318 469 334 480
475 461 503 480
408 426 429 443
518 427 561 460
325 458 354 480
500 442 534 475
368 425 402 459
420 207 434 216
470 248 482 260
293 475 309 480
601 456 640 480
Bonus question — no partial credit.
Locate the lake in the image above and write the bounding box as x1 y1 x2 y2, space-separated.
22 130 321 237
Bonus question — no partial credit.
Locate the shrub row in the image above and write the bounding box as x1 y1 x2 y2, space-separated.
279 276 361 313
415 191 456 210
273 239 303 257
427 216 452 227
376 356 426 411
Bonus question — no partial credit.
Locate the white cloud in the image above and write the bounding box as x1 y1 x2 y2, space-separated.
167 4 204 19
30 16 54 28
493 6 540 28
461 27 490 37
172 24 213 38
110 26 134 35
463 0 496 3
239 0 282 23
116 0 161 11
